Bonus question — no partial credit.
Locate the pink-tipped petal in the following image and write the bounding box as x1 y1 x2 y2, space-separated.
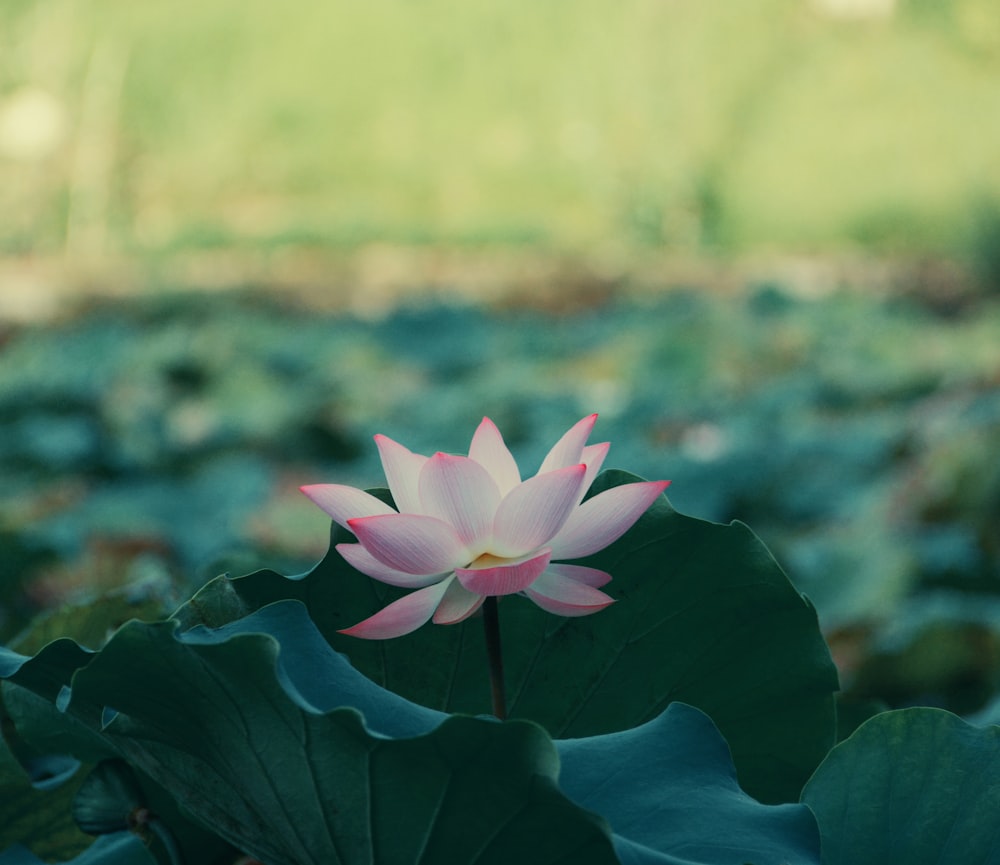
455 548 552 596
580 442 610 497
337 543 447 588
300 484 396 529
548 480 670 560
338 579 452 639
433 579 486 624
491 464 587 556
523 567 616 617
348 513 470 575
545 562 613 589
417 453 500 548
537 414 598 475
469 417 521 496
375 434 427 514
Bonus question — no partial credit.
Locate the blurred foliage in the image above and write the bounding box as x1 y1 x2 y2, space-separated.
0 0 998 265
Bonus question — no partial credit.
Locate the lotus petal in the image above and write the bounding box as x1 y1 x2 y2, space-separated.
455 548 552 596
374 434 427 514
432 579 486 624
339 579 453 639
544 562 613 588
523 568 616 617
337 543 448 588
300 484 396 530
491 464 586 557
348 513 469 575
537 414 597 475
548 480 671 560
468 416 521 496
580 442 610 499
418 452 500 548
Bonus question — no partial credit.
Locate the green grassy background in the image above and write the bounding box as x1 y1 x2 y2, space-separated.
2 0 999 267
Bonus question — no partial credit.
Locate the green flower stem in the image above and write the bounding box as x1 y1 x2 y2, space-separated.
482 596 507 720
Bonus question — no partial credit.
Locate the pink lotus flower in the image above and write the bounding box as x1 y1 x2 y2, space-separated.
301 415 669 639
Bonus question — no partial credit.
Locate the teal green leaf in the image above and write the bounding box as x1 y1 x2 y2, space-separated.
0 730 91 860
77 759 239 865
3 689 235 865
174 470 839 803
802 708 1000 865
176 604 820 863
1 636 114 768
559 703 820 865
42 602 618 865
3 681 118 764
5 600 821 865
72 760 148 834
1 646 158 863
0 640 94 703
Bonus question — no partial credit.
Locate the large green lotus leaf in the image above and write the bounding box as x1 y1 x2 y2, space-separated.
2 681 117 765
183 601 818 865
174 470 838 803
556 703 819 865
1 644 139 863
1 636 115 770
0 732 91 861
558 704 820 865
0 639 108 861
22 601 617 865
2 661 242 865
801 708 1000 865
0 639 94 703
178 602 820 864
5 600 820 865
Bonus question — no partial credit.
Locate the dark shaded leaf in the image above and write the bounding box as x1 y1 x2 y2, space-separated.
0 731 91 860
72 760 146 834
802 708 1000 865
6 600 822 865
56 602 618 865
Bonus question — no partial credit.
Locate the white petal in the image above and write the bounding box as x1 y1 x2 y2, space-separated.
468 417 521 496
491 464 587 557
375 434 427 514
337 543 448 588
418 453 500 548
548 480 670 560
300 484 396 529
455 548 552 596
537 414 597 475
545 562 612 588
579 442 610 500
432 579 486 624
523 567 615 617
339 579 452 639
348 513 470 574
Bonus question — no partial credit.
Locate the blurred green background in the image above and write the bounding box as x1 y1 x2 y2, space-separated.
2 0 1000 272
1 1 999 731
